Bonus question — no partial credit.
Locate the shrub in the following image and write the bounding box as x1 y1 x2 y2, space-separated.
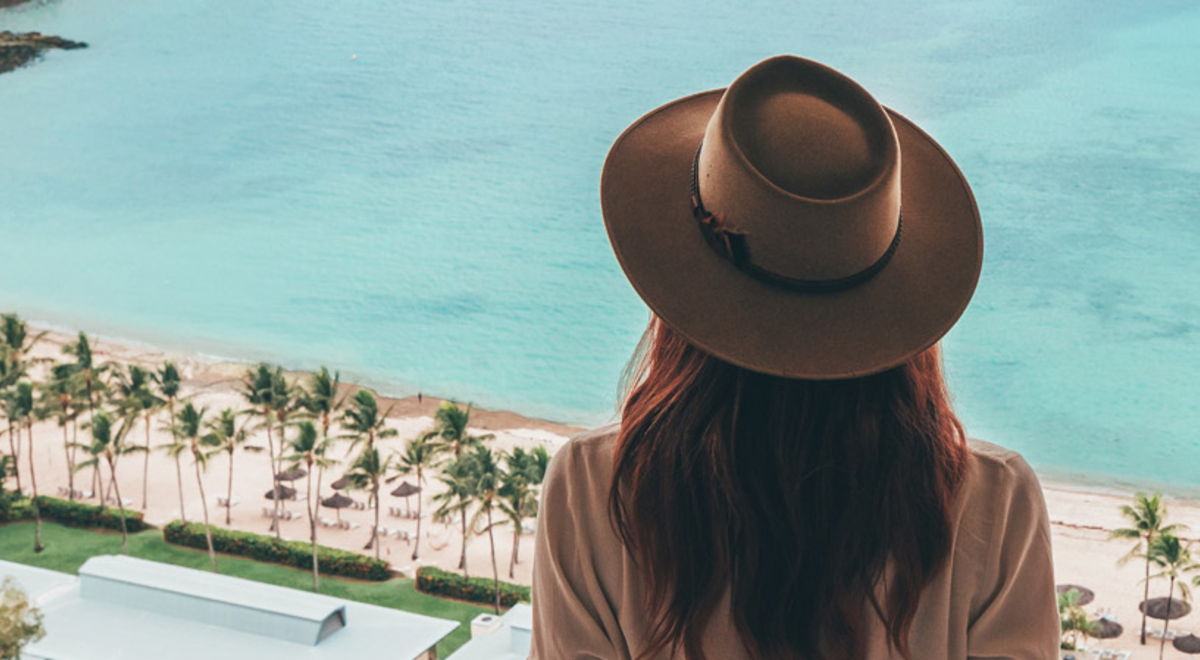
33 496 150 532
0 494 145 531
162 521 391 581
0 488 30 523
416 566 531 608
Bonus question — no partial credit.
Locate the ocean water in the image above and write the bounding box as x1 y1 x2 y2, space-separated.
1 0 1197 491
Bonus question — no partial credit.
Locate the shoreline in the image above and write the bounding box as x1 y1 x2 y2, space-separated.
26 321 588 438
21 319 1193 501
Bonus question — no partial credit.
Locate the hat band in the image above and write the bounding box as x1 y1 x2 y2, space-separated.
691 144 902 294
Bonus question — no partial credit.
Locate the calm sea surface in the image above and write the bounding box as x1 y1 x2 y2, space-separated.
1 0 1198 491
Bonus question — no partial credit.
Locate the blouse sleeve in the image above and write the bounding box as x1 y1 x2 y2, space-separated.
966 455 1060 660
528 442 618 660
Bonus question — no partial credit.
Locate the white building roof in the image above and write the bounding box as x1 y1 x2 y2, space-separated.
1 556 458 660
446 604 532 660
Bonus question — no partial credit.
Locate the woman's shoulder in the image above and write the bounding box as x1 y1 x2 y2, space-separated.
962 437 1042 498
541 424 621 502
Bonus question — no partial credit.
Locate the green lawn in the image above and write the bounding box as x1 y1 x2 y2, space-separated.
0 521 489 656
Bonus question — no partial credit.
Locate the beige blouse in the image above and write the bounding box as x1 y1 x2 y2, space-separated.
530 426 1059 659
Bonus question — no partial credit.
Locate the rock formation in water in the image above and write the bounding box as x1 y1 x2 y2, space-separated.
0 31 88 76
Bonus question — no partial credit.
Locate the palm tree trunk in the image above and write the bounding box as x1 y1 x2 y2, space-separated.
412 467 422 561
509 517 520 579
1142 546 1151 644
7 422 21 493
142 411 152 509
193 454 218 573
487 507 500 614
226 449 235 526
24 422 43 553
70 419 79 498
109 458 129 554
306 468 319 592
95 459 105 509
459 508 468 570
61 421 74 501
264 408 281 538
173 454 186 521
1160 577 1175 660
460 513 470 578
373 481 381 560
169 399 186 523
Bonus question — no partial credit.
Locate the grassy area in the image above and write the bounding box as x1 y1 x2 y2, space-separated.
0 521 488 656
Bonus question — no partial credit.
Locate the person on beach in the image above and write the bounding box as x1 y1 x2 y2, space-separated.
530 56 1059 659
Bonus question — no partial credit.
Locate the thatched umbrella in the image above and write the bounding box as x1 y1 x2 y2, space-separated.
276 467 307 482
391 481 421 514
264 485 296 500
1088 618 1122 640
1057 584 1095 607
1175 634 1200 654
322 493 356 522
330 476 350 491
1140 597 1191 621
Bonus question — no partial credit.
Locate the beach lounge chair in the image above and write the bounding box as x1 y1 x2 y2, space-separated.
346 521 361 530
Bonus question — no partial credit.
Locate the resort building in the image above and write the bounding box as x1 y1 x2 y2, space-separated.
445 605 532 660
1 555 458 660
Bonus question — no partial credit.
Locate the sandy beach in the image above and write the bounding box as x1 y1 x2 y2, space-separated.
4 327 1198 658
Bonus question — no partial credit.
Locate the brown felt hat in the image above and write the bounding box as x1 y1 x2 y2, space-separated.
601 55 983 379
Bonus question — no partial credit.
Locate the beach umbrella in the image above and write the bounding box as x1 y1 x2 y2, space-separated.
264 485 296 500
276 467 307 482
1174 633 1200 654
322 493 356 521
391 481 421 514
1140 597 1191 621
1088 618 1122 640
330 476 351 490
1057 584 1095 607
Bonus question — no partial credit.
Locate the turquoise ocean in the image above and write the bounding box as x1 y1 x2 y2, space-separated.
1 0 1197 491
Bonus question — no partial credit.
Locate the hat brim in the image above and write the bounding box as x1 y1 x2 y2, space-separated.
600 90 983 379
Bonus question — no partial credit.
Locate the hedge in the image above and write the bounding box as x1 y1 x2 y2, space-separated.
163 521 391 581
35 496 150 532
0 492 148 532
416 566 531 608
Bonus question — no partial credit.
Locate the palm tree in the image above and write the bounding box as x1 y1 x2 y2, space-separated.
285 421 336 592
205 408 259 526
434 454 478 577
392 434 441 561
0 315 47 366
299 367 344 451
154 362 188 524
1057 588 1098 651
341 390 396 549
426 402 493 569
113 365 163 510
1112 492 1187 644
0 389 21 494
1147 533 1200 660
169 402 218 572
76 411 142 554
466 446 505 614
241 364 288 538
345 446 390 559
40 364 81 501
62 332 108 423
498 446 550 577
13 382 43 552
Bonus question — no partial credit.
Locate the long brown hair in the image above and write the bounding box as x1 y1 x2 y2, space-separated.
610 317 970 660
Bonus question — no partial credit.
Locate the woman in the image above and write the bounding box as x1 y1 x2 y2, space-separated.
531 56 1059 659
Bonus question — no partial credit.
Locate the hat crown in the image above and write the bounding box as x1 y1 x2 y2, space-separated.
698 57 902 281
